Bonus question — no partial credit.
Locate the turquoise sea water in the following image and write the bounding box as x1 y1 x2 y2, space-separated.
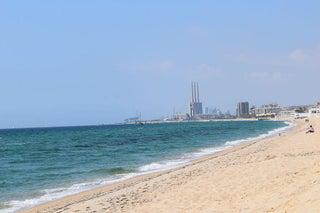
0 120 290 212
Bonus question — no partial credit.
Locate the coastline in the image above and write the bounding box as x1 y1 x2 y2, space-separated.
17 119 302 213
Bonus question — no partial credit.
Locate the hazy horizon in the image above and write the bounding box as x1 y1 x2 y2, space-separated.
1 1 320 128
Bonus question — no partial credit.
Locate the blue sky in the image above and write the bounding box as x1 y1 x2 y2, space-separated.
1 1 320 128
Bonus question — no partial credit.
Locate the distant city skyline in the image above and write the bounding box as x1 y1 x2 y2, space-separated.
1 1 320 128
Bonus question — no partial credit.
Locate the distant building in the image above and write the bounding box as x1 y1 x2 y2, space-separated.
190 81 203 117
237 102 249 118
205 107 209 114
309 102 320 117
309 107 320 115
124 116 140 123
253 103 281 118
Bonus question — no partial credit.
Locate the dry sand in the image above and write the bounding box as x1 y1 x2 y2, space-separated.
22 117 320 213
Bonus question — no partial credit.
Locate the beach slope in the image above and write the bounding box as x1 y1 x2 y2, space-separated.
23 117 320 212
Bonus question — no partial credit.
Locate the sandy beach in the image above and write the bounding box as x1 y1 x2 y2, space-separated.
21 117 320 213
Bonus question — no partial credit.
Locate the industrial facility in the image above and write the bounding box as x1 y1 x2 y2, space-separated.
124 82 320 124
190 81 203 118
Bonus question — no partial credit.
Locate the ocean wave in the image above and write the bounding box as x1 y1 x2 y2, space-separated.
137 121 295 174
138 159 189 173
191 146 231 158
225 121 294 146
1 121 294 213
139 122 295 174
1 173 138 213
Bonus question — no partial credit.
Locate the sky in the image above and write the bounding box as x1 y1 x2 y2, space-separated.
0 0 320 128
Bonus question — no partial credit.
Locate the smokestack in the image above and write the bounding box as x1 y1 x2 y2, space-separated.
192 82 194 103
191 82 194 103
197 82 200 102
194 82 197 103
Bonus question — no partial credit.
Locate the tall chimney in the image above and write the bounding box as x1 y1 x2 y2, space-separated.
193 82 196 103
193 82 198 102
191 82 194 103
197 82 200 102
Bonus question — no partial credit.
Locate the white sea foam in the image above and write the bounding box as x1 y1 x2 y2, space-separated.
225 121 294 146
1 121 295 213
1 173 141 213
189 121 295 160
191 146 231 158
137 121 295 175
138 159 189 173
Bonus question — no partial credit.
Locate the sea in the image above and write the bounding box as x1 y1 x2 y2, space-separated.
0 120 292 212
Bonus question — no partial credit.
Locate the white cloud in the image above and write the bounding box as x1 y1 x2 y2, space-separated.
246 71 288 85
289 49 308 62
137 60 176 73
288 47 320 70
188 64 224 80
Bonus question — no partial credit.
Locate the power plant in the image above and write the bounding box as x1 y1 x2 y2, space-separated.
124 80 319 123
190 81 203 117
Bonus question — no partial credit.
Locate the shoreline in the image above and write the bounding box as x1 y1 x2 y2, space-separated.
18 119 298 213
